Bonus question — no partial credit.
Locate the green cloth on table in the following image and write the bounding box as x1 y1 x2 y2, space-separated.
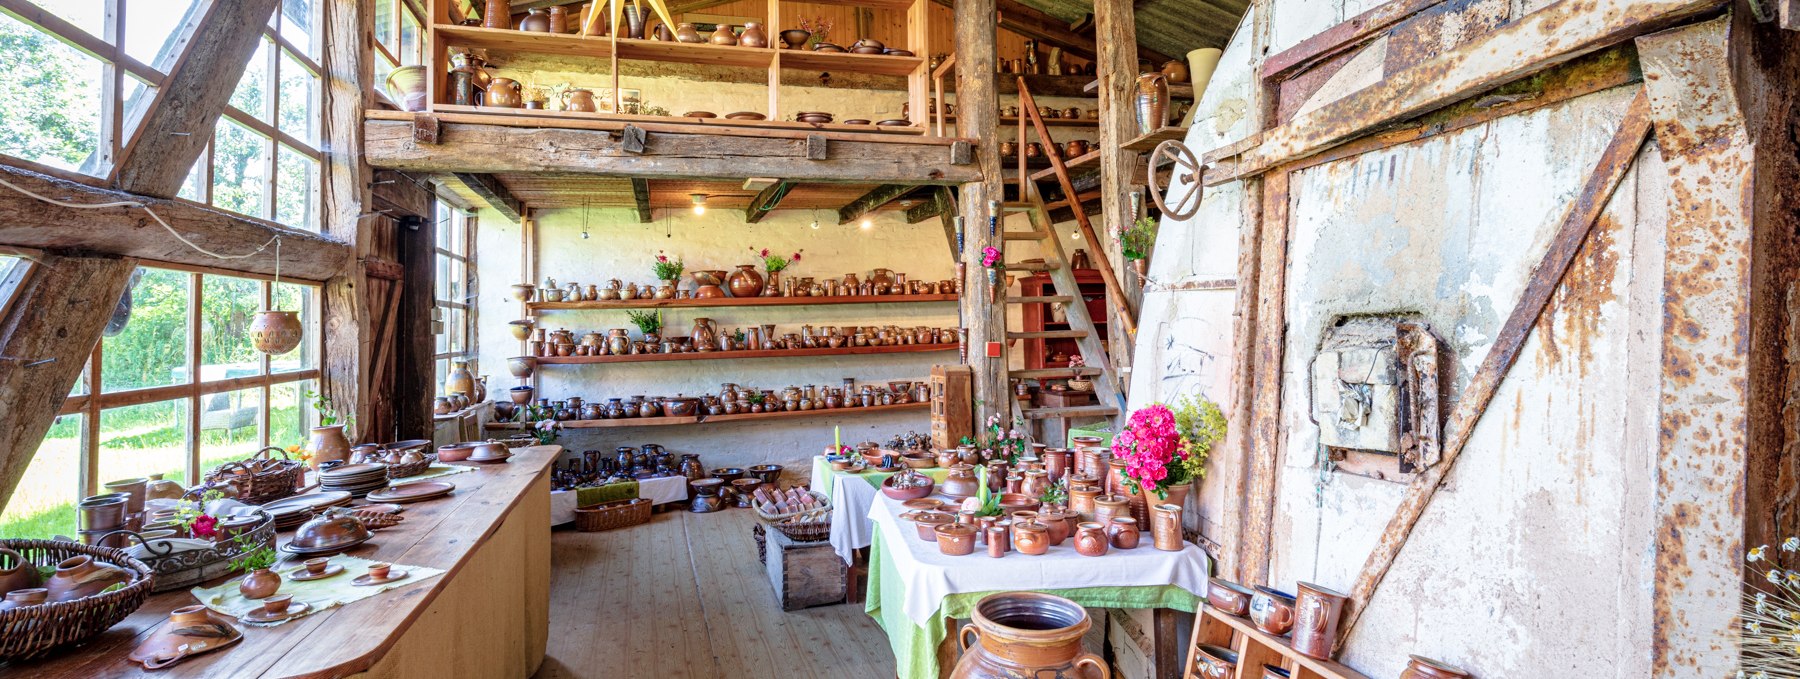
812 457 950 491
1067 424 1117 448
192 554 445 627
864 529 1199 679
390 464 475 485
575 480 639 507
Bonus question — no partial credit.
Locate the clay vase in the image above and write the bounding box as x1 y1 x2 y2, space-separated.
1068 484 1100 521
0 547 39 596
1107 517 1141 549
483 0 510 29
1292 582 1350 660
621 3 645 38
128 605 241 670
1401 656 1472 679
950 592 1108 679
728 265 765 297
1073 522 1109 556
690 318 717 350
237 568 281 600
44 555 132 602
445 359 475 397
249 310 304 354
519 7 552 31
547 5 569 32
1160 58 1190 83
308 424 352 470
1149 502 1184 551
674 22 703 43
941 464 981 499
709 23 738 45
487 78 524 108
739 22 769 48
562 88 598 112
1134 73 1170 136
1092 494 1131 527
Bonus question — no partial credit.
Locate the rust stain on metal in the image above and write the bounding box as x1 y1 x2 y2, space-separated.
1536 214 1623 372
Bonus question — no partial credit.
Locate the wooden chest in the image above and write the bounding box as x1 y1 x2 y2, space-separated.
765 528 847 611
931 364 974 450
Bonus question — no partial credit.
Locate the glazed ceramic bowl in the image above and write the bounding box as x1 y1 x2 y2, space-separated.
997 493 1039 514
880 474 934 501
724 111 766 120
1193 645 1239 678
910 511 955 541
438 440 505 463
1207 577 1255 616
747 464 783 485
383 439 432 454
662 397 701 417
901 452 935 469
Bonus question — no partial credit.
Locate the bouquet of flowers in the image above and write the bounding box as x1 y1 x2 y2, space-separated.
653 251 684 281
754 247 802 273
1113 395 1224 499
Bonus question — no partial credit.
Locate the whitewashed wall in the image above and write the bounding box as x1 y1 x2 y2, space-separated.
1128 2 1698 676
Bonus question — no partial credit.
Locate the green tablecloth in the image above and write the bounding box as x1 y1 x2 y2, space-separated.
810 457 951 491
864 528 1201 679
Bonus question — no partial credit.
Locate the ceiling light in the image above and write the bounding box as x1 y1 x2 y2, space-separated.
691 194 707 215
860 218 873 230
810 219 820 230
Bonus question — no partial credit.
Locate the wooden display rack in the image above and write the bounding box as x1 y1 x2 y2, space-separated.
531 342 955 365
525 292 957 311
485 400 928 429
425 0 933 138
1185 606 1371 679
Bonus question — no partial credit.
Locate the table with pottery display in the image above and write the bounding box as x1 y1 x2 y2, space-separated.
863 484 1210 679
809 455 952 563
12 445 560 678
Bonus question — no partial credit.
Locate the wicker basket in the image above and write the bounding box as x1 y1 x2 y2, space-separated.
0 540 155 662
772 519 832 543
752 490 833 524
574 498 652 532
385 453 438 479
753 524 767 564
194 446 305 505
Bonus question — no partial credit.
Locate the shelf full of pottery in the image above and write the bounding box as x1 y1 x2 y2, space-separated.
516 265 960 312
510 316 959 369
487 377 934 429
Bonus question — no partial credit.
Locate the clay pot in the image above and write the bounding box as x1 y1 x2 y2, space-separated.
1092 494 1130 527
1206 577 1254 616
1191 645 1238 679
986 526 1009 557
1037 507 1073 546
652 22 674 41
780 29 811 49
936 523 977 556
509 385 534 404
0 588 46 611
1292 582 1349 659
483 0 510 29
1401 655 1472 679
709 23 738 45
910 511 955 541
507 356 535 378
487 78 523 108
1073 522 1108 556
250 310 304 354
1249 586 1298 636
308 424 352 470
940 464 981 499
1161 58 1191 83
519 7 552 31
949 592 1108 679
673 22 703 43
238 567 281 600
547 5 568 32
1068 484 1100 521
728 265 765 297
509 283 536 301
739 22 768 47
144 474 184 501
445 359 475 396
1107 517 1141 549
45 555 132 602
562 88 598 112
0 547 39 597
1012 522 1049 555
129 605 241 669
102 477 148 514
1134 73 1170 136
1149 502 1184 551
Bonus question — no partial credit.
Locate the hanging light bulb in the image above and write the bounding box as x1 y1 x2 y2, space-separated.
691 194 708 215
860 218 873 230
810 219 820 230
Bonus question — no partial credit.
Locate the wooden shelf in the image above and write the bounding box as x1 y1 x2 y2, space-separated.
485 401 928 429
1188 606 1371 679
436 25 924 76
428 103 928 136
526 293 958 311
780 49 926 77
947 114 1098 127
531 343 956 365
1123 126 1190 152
1084 78 1197 100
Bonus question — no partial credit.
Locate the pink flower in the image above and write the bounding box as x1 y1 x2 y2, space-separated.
760 248 770 257
657 254 668 262
1112 404 1185 491
791 251 802 262
190 514 218 539
981 246 1002 268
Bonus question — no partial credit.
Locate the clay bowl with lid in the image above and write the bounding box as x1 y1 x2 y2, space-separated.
908 510 955 541
935 523 977 556
283 512 372 556
438 440 505 462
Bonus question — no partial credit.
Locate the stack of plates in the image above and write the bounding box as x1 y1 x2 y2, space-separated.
366 481 455 504
319 463 391 497
262 491 352 530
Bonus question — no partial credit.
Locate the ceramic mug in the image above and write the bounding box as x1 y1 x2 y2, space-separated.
1249 585 1298 636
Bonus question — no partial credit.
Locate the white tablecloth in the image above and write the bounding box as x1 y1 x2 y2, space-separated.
549 475 690 525
811 456 885 564
870 487 1212 626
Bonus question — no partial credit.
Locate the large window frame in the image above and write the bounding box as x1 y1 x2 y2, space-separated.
371 0 426 108
54 263 323 498
434 202 475 395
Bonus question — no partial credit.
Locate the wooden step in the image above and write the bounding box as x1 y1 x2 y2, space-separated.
1001 202 1037 212
1028 151 1101 182
1007 330 1088 340
1020 405 1118 420
1002 230 1049 241
1006 295 1074 304
1004 261 1057 272
1010 367 1103 379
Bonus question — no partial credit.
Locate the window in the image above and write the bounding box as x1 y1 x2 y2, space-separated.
0 266 323 540
435 203 475 395
372 0 426 107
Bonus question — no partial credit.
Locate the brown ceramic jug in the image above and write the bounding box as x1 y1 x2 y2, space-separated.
487 78 524 108
728 264 765 297
562 88 597 112
709 23 738 45
1400 655 1471 679
950 593 1109 679
0 547 39 596
45 555 132 602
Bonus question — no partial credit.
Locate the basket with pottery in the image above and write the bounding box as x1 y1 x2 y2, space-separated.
752 487 833 542
188 446 306 505
0 540 156 662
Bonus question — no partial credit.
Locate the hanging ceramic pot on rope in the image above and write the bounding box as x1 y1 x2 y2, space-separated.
252 240 303 355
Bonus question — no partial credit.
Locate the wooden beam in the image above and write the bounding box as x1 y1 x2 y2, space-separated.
1092 0 1142 387
321 0 378 441
394 208 432 443
364 120 980 185
954 0 1009 432
630 178 653 223
450 173 524 222
0 162 351 280
836 184 918 224
1205 0 1724 185
744 181 795 224
111 0 283 198
1339 89 1652 645
908 187 955 223
0 255 136 513
1259 0 1445 80
931 0 1173 65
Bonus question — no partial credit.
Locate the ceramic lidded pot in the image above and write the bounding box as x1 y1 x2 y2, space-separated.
1249 585 1298 636
45 555 132 602
1400 655 1472 679
1012 521 1050 555
948 592 1108 679
1073 522 1108 556
936 523 977 556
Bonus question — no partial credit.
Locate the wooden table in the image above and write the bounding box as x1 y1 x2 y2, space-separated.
16 445 559 679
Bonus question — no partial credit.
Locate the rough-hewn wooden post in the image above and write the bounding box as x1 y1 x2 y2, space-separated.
955 0 1006 429
321 0 376 439
1094 0 1140 391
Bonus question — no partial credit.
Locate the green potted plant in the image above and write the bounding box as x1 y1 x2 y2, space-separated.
1120 216 1158 277
230 535 281 599
625 309 664 343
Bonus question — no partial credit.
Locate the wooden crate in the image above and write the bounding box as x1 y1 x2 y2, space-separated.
931 364 974 450
764 527 848 611
1035 389 1096 408
1184 605 1370 679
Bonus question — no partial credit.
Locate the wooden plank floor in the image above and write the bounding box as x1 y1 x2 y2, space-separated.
533 508 896 679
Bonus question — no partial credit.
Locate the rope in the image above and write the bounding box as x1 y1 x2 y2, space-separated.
0 176 278 261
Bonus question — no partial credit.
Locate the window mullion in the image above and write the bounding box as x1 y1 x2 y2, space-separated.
187 272 202 484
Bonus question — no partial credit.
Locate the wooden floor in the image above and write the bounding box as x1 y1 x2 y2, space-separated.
533 507 897 679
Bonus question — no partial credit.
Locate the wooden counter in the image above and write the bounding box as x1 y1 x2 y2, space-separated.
14 446 559 679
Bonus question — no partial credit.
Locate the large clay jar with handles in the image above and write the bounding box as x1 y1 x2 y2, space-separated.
951 592 1109 679
0 547 38 596
728 264 765 297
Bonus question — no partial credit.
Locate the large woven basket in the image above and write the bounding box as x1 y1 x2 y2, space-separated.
0 540 155 662
752 490 833 524
194 446 305 505
573 498 652 532
772 519 831 543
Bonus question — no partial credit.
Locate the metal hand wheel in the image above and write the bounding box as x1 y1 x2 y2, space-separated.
1147 139 1204 220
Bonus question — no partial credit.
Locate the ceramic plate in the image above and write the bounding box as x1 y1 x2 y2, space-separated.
279 536 370 558
352 570 409 587
465 452 512 464
366 481 455 504
242 601 311 624
287 564 345 581
901 498 942 511
263 491 352 514
321 463 386 478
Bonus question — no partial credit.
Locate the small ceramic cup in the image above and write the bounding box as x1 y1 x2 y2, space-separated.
1249 585 1298 636
303 558 329 576
264 595 294 615
368 562 392 580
